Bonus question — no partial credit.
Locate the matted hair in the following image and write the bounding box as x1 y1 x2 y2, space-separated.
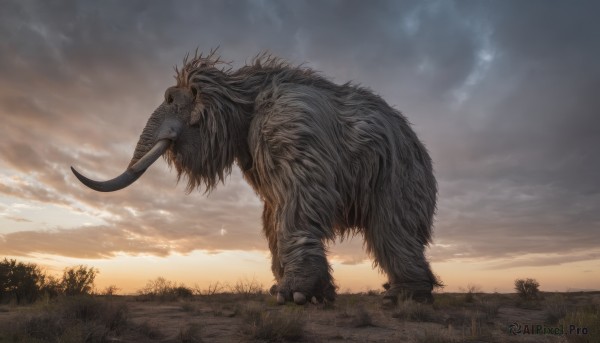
167 49 440 302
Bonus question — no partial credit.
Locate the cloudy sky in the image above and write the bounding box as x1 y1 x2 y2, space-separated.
1 0 598 293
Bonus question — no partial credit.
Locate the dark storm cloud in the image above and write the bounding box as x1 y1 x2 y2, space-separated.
0 0 598 267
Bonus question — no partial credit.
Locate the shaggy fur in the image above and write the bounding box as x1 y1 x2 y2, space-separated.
131 49 441 304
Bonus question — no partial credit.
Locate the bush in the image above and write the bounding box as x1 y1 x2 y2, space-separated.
102 285 120 296
514 278 540 299
0 258 47 304
1 259 101 304
138 277 194 300
174 286 194 298
62 265 98 296
231 277 264 296
195 281 227 295
41 275 63 298
463 284 481 303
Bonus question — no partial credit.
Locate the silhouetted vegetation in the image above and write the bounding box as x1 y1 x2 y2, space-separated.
0 258 47 304
462 284 481 303
138 277 194 301
62 265 98 296
514 278 540 299
1 258 98 304
1 270 598 343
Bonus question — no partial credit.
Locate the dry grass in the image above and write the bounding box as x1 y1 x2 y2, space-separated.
544 294 568 324
1 295 129 342
230 277 265 297
0 286 598 343
350 305 375 327
239 304 305 342
477 298 502 321
392 299 438 322
415 331 458 343
560 301 599 343
135 320 164 339
178 323 203 343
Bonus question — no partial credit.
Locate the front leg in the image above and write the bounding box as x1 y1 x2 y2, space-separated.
276 229 336 304
262 202 284 295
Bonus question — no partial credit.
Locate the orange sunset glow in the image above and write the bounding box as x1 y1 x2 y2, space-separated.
1 1 599 296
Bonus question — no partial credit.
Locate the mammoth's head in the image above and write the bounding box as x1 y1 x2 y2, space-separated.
72 51 246 193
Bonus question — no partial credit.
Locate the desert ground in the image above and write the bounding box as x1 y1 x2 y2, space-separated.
0 289 598 343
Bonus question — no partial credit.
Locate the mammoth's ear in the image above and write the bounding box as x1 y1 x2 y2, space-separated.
190 102 205 126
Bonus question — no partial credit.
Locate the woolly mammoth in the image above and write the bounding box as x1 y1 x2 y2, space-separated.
72 51 441 305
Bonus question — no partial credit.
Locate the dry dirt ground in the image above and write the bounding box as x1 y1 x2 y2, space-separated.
0 292 598 342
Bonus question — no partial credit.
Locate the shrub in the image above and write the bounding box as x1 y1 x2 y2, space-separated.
463 284 481 303
138 277 194 300
514 278 540 299
195 281 227 295
41 275 63 298
102 285 120 296
174 286 194 298
1 259 101 304
61 265 98 296
139 276 176 297
0 258 47 304
231 277 264 296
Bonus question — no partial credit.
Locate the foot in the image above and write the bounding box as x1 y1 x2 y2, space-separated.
274 274 336 305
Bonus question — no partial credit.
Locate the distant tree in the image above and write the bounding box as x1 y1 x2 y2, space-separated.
514 278 540 299
102 285 120 296
61 265 98 296
41 275 63 298
138 277 194 300
0 259 8 301
139 277 176 297
173 285 194 298
0 258 46 304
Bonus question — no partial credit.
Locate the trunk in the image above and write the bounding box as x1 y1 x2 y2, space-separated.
72 105 183 192
128 107 167 168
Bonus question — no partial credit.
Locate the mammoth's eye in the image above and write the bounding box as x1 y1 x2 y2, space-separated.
191 87 198 98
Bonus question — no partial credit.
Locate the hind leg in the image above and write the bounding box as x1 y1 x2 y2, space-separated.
365 221 438 306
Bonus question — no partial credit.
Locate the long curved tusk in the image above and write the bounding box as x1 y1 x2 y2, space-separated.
71 139 171 192
130 139 171 173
